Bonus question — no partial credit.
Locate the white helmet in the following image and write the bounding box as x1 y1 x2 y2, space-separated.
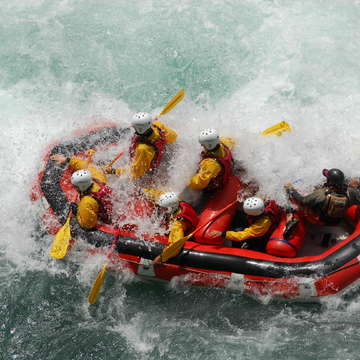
71 169 92 192
199 128 220 151
131 112 153 134
243 197 265 216
158 192 179 212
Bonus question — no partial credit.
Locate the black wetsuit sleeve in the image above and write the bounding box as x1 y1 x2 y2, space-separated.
348 187 360 206
288 188 326 211
301 189 327 209
287 188 305 204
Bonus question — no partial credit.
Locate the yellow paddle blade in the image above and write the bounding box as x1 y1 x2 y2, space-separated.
50 215 71 259
160 236 189 262
261 121 291 136
88 264 107 304
158 89 185 117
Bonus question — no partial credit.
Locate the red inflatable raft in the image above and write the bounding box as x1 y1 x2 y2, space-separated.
31 123 360 302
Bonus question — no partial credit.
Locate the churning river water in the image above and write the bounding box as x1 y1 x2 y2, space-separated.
2 1 360 359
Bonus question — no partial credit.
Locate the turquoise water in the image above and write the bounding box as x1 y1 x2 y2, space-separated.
2 0 360 359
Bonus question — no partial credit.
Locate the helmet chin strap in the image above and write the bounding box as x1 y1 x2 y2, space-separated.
78 180 93 192
170 205 179 213
326 183 346 192
205 143 220 152
135 127 153 137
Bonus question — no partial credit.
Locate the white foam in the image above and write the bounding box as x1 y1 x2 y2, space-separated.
1 0 360 301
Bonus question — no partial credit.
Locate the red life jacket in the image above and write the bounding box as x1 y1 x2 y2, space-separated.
86 179 113 224
129 125 167 171
200 144 233 191
247 200 281 236
176 201 199 233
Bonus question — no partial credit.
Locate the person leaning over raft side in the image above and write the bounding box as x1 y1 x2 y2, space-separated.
188 128 234 192
153 192 199 264
284 168 360 227
69 169 113 230
50 152 113 230
223 197 281 252
51 150 108 184
105 112 177 180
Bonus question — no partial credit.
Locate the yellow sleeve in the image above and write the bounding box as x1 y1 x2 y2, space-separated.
69 157 88 171
114 167 127 176
76 196 100 230
68 157 108 184
142 187 166 202
189 158 222 190
160 220 187 262
225 215 272 242
130 143 156 179
220 137 236 150
153 121 177 144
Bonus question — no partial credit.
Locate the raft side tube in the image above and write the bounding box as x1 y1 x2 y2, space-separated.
114 231 360 278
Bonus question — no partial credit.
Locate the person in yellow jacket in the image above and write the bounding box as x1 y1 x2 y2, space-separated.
189 129 234 192
224 197 281 251
107 112 177 180
153 192 199 264
68 169 113 230
51 151 112 230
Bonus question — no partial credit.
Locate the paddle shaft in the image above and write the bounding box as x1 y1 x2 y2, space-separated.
103 151 124 170
185 200 238 241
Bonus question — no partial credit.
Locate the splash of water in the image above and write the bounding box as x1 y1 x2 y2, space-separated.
2 0 360 359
